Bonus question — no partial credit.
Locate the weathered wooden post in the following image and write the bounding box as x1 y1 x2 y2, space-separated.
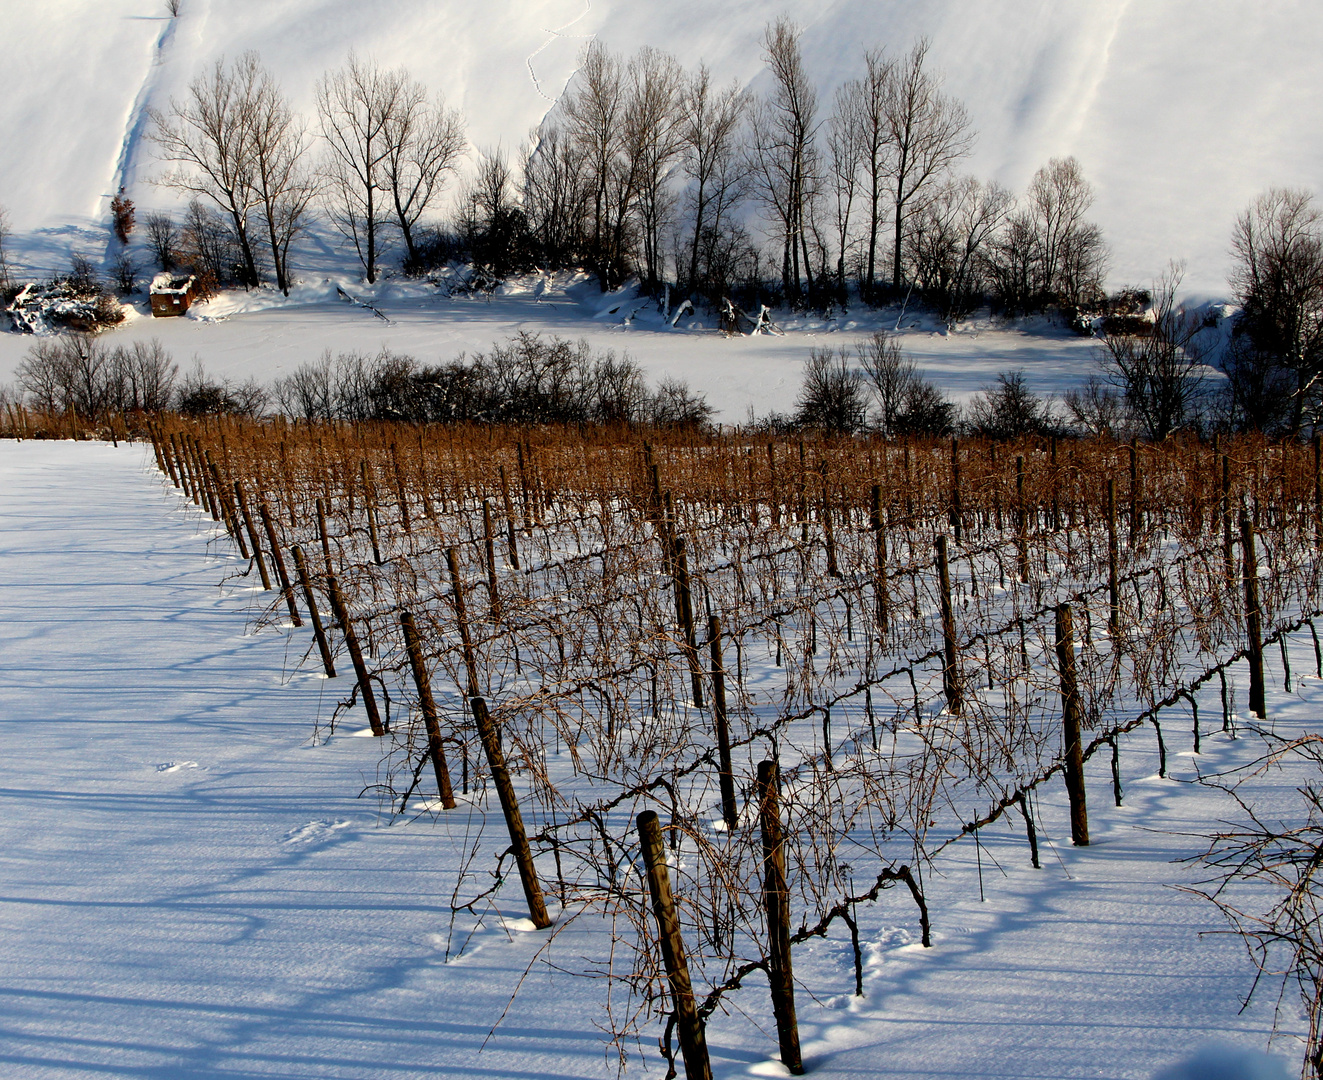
1055 603 1089 846
325 572 384 736
636 809 713 1080
949 437 963 542
870 483 889 634
935 534 962 715
257 501 303 627
445 547 481 698
757 760 803 1075
234 481 271 590
708 615 738 831
482 498 502 621
473 697 552 929
1241 510 1267 718
1015 454 1029 583
1107 478 1120 638
498 465 521 569
291 545 336 678
400 610 456 808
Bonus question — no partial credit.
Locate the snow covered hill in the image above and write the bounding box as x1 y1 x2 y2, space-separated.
5 0 1322 296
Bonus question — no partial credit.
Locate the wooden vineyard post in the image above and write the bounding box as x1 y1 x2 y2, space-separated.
206 453 248 557
1241 511 1267 718
473 697 552 929
482 499 502 620
870 483 889 634
949 437 963 543
234 481 271 590
389 441 411 534
326 573 385 736
316 496 335 577
767 442 781 527
1221 455 1235 586
708 615 738 831
757 760 804 1075
636 809 713 1080
257 501 303 627
1015 455 1029 583
935 534 963 715
673 537 705 710
498 465 521 570
170 434 194 502
291 545 336 678
1107 478 1120 639
400 610 456 808
360 461 383 565
1055 604 1089 846
445 547 481 697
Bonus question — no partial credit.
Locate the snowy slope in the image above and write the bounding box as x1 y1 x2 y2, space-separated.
3 1 1321 294
0 439 1307 1079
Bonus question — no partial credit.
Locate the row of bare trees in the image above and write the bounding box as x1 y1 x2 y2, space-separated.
141 27 1106 316
148 51 464 291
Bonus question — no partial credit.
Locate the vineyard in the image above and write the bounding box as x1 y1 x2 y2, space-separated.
60 413 1323 1077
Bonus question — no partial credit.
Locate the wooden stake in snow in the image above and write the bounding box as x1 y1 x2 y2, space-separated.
472 696 551 929
234 481 271 590
936 534 963 715
871 483 889 634
1241 510 1267 718
636 809 712 1080
258 501 303 627
291 544 336 679
757 760 803 1075
708 615 738 831
1055 603 1089 846
326 572 384 736
1107 478 1120 639
400 610 456 808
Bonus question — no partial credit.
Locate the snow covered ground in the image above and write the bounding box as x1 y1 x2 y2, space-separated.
0 273 1106 422
0 438 1311 1079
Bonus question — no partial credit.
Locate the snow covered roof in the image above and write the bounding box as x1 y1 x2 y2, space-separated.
150 273 195 296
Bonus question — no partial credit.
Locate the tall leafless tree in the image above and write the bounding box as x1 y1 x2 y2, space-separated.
678 67 746 296
881 39 972 292
836 49 894 301
380 80 466 270
908 175 1011 321
625 47 685 290
562 41 625 280
827 84 865 301
248 62 314 294
748 18 820 306
149 54 266 287
317 53 408 284
1230 187 1323 434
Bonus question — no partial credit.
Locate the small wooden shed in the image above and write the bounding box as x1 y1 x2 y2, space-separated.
149 273 196 317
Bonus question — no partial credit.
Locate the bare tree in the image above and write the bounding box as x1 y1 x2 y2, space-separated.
149 55 265 287
562 41 625 280
317 53 408 284
1098 263 1209 440
380 80 466 271
144 212 179 272
795 346 867 432
247 59 314 295
857 328 956 436
837 49 895 301
908 175 1011 321
678 67 747 296
522 126 589 265
1230 187 1323 434
748 18 820 306
1027 156 1105 307
881 39 972 292
826 83 864 301
625 47 685 290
